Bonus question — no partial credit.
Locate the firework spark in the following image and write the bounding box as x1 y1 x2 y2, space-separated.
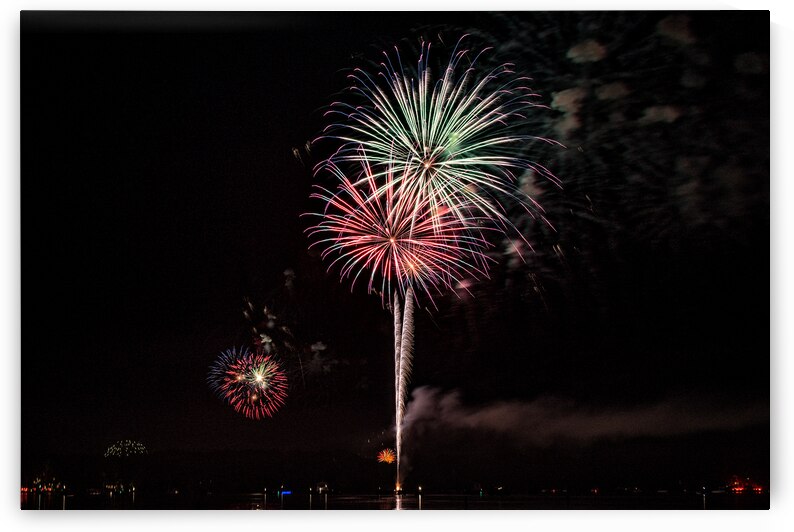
377 448 396 464
317 36 561 236
307 154 493 307
104 440 147 458
208 346 288 420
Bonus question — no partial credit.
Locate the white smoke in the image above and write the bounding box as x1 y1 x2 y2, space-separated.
402 386 767 447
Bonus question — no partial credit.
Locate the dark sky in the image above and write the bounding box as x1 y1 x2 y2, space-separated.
21 11 769 492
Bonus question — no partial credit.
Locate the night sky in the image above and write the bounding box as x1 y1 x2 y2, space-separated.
21 11 769 494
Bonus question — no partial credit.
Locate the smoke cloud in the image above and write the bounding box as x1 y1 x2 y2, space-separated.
402 386 767 447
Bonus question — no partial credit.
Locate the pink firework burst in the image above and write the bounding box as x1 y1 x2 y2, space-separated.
208 347 288 420
307 154 494 307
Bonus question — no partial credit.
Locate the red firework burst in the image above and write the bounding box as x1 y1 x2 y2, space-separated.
307 154 493 307
208 347 288 420
377 448 396 464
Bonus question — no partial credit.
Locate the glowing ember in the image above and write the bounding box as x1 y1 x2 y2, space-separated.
377 448 396 464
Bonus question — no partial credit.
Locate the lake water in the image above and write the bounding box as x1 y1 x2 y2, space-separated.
22 490 770 510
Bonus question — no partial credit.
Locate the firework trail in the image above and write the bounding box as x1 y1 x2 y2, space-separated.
393 286 415 488
393 291 403 479
310 37 558 489
208 346 288 420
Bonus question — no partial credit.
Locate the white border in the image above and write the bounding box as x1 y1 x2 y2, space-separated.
3 2 789 532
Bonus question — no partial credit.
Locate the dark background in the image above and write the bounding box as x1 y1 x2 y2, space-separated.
21 11 769 499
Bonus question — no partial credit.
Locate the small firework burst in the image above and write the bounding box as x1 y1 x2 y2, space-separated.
104 440 147 458
208 346 288 420
377 448 396 464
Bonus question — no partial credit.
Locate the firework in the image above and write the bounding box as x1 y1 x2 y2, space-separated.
208 346 288 420
310 36 558 491
104 440 147 458
307 154 493 307
316 36 561 235
310 156 478 486
377 448 396 464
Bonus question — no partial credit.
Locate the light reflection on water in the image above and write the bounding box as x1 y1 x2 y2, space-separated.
21 491 770 510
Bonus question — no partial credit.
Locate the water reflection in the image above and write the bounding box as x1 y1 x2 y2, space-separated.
21 490 769 510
